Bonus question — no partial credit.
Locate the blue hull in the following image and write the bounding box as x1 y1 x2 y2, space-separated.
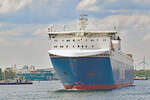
51 57 134 89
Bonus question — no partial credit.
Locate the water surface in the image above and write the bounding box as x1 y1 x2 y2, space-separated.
0 80 149 100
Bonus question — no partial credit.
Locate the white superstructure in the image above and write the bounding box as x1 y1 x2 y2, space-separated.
48 14 133 64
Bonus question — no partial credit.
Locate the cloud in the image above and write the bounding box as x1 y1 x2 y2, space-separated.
133 0 150 5
0 23 49 36
144 34 150 41
0 0 65 14
0 23 50 66
0 23 50 48
0 0 32 13
77 0 150 12
27 0 67 16
77 0 100 12
0 36 50 67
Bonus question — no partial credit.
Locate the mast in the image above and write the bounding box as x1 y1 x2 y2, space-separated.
79 14 88 31
143 56 147 78
138 56 148 78
144 56 146 71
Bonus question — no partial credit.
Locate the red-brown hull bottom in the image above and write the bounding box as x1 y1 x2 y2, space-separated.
64 83 133 90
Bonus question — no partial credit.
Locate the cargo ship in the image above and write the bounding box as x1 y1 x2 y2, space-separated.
48 14 134 90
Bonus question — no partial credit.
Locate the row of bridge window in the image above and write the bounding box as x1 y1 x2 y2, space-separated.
53 38 107 42
54 45 95 48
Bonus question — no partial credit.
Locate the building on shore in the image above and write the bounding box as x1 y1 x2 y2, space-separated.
2 65 59 81
16 69 59 81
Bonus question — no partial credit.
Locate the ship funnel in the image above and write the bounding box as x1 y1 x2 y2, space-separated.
79 14 88 31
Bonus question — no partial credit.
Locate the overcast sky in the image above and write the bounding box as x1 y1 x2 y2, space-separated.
0 0 150 69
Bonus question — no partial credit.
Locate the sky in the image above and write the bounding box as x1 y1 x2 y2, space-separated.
0 0 150 69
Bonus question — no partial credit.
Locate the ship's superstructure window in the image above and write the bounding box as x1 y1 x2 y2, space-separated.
54 40 58 42
66 40 70 42
51 35 55 38
91 39 94 42
54 46 57 48
51 36 110 49
103 38 106 41
60 46 63 48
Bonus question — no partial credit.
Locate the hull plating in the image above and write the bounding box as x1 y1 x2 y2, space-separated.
51 57 133 90
64 83 132 90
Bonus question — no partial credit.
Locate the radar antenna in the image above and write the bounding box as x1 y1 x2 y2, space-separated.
79 14 88 31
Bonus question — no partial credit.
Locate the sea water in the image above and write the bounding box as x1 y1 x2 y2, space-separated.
0 80 149 100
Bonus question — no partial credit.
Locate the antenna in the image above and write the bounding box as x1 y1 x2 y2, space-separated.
79 14 88 31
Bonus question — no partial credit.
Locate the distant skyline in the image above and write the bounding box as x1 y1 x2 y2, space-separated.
0 0 150 69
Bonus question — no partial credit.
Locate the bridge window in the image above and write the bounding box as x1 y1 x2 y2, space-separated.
73 45 75 48
66 40 70 42
78 45 80 48
54 46 57 48
60 46 63 48
85 45 87 48
66 45 68 48
81 45 84 48
92 45 94 48
54 40 58 42
52 35 55 38
103 38 106 41
73 39 75 42
91 39 94 42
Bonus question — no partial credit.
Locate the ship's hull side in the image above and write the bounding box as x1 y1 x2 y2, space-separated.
50 57 133 90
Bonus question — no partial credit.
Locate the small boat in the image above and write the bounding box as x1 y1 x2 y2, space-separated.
0 79 33 85
134 76 148 80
